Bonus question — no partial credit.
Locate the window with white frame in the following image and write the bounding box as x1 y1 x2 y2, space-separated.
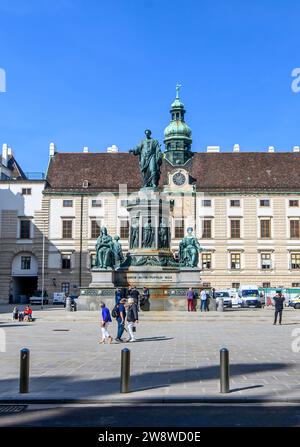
91 199 102 207
21 256 31 270
91 219 101 239
63 199 73 207
61 254 71 270
290 219 300 238
202 253 211 270
260 199 270 207
120 219 130 239
291 253 300 270
230 253 241 270
230 199 240 207
174 219 185 239
261 253 271 270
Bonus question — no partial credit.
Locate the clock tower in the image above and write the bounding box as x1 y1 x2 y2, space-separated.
163 85 193 166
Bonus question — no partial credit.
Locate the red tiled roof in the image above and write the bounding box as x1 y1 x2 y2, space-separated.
45 152 300 192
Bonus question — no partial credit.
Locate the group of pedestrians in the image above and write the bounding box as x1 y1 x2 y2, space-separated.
99 288 143 344
186 287 211 312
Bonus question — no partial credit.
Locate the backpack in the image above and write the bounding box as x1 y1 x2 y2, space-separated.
111 305 120 319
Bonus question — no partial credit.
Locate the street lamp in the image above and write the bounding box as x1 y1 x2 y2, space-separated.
41 219 45 310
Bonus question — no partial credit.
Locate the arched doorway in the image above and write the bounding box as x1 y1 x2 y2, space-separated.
11 252 38 303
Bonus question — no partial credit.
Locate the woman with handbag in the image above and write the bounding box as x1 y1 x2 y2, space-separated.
99 301 113 344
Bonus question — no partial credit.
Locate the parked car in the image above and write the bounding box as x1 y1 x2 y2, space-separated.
29 290 49 305
288 296 300 309
215 290 232 308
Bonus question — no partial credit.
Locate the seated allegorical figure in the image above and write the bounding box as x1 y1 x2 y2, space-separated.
179 227 203 268
95 226 115 269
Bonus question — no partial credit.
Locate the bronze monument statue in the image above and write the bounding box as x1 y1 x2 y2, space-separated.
129 129 162 188
179 227 203 267
95 227 115 269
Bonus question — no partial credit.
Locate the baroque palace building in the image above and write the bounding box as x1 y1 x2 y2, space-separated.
1 89 300 303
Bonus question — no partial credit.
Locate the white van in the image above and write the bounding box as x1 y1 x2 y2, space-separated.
238 285 261 308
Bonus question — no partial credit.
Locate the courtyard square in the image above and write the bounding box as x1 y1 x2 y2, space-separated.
0 306 299 403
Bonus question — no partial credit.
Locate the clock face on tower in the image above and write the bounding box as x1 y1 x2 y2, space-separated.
172 171 186 186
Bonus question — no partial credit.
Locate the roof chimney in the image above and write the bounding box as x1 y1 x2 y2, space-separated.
293 145 300 152
7 146 13 156
49 142 56 157
206 145 220 153
2 143 8 167
107 144 119 153
233 144 240 152
268 146 275 153
83 146 89 153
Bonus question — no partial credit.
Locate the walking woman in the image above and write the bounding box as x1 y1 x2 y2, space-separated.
99 301 113 344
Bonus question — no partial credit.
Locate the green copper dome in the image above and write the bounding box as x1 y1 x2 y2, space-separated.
164 120 192 140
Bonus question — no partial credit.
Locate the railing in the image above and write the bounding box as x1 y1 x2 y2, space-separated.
25 172 45 180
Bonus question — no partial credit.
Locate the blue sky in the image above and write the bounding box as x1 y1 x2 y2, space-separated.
1 0 300 173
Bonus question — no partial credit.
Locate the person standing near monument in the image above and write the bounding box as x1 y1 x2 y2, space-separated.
115 298 126 342
273 290 285 325
186 287 195 311
200 289 208 312
99 302 113 344
126 297 139 342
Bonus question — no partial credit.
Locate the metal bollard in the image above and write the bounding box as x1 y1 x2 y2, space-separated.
217 298 224 312
65 297 72 312
220 348 230 393
19 348 30 393
120 348 130 393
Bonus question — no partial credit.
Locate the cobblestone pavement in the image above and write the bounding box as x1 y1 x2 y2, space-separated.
0 307 299 402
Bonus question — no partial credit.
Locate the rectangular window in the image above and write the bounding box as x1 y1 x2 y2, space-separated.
20 220 31 239
62 220 73 239
21 188 31 195
21 256 31 270
260 199 270 207
91 219 101 239
289 200 299 207
202 219 212 238
91 199 102 207
261 253 271 269
202 253 211 270
291 253 300 270
230 199 240 207
174 219 185 239
231 253 241 270
262 282 271 288
202 200 211 207
61 282 70 294
63 199 73 207
202 282 211 288
230 220 240 239
120 219 130 239
260 219 271 238
292 282 300 287
61 254 71 270
232 282 240 289
290 219 300 238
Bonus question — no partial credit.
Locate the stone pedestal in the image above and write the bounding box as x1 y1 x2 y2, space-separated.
76 269 115 311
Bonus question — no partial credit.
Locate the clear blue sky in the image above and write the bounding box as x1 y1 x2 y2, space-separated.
1 0 300 173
